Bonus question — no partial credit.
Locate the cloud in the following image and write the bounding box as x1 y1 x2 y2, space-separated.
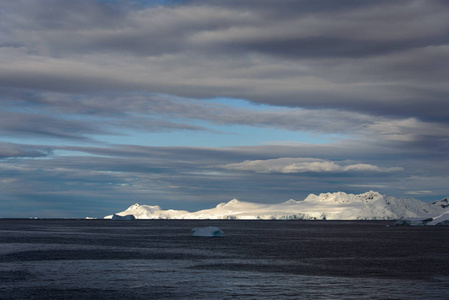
0 111 109 140
219 158 403 174
0 93 215 141
0 142 52 158
0 0 448 120
406 190 433 195
3 89 448 149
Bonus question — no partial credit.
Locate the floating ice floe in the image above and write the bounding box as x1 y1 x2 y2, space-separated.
191 226 224 237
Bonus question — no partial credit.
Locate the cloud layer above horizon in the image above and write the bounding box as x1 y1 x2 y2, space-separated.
0 0 448 217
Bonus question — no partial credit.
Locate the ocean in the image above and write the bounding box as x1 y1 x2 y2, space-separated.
0 219 448 299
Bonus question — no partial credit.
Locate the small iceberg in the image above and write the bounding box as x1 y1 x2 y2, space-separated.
191 226 224 237
111 214 136 220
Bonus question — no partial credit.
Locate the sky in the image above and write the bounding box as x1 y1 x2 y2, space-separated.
1 0 448 218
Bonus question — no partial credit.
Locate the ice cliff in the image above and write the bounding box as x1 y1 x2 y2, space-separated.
104 191 448 221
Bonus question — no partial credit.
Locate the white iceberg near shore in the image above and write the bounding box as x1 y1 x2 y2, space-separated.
111 214 136 220
191 227 224 237
104 191 448 221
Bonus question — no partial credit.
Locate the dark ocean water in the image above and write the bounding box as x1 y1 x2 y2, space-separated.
0 219 448 299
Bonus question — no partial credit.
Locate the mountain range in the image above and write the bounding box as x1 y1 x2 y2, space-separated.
105 191 449 222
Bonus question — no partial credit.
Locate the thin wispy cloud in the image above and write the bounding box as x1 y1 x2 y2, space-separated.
219 158 404 174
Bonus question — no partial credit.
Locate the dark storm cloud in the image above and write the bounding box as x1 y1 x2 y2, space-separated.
10 0 447 59
1 0 448 121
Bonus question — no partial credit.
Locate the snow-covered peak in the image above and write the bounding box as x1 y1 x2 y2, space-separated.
216 198 240 208
432 197 449 209
357 191 384 202
227 198 240 205
284 199 298 204
105 203 190 219
304 191 383 203
126 203 163 213
128 203 141 210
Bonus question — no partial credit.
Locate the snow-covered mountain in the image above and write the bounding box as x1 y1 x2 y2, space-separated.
104 191 448 221
432 197 449 209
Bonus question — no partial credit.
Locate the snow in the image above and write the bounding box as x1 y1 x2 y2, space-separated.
427 211 449 226
304 191 383 203
394 212 449 226
104 191 449 221
104 203 191 220
432 197 449 209
191 227 224 237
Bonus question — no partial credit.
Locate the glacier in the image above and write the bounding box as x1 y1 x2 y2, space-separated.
427 211 449 226
104 191 448 221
